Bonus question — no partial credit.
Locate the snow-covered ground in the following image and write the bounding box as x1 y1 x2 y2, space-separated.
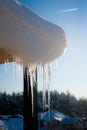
6 117 23 130
0 116 45 130
0 115 23 130
0 115 44 130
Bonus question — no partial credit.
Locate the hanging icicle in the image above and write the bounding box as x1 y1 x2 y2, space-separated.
4 61 7 74
47 64 51 120
42 65 46 111
29 68 36 115
42 64 51 113
25 66 37 116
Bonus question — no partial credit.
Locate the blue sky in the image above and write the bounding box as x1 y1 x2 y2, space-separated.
0 62 23 93
0 0 87 98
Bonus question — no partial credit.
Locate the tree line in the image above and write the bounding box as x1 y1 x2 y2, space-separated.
0 91 87 118
0 92 23 115
38 91 87 117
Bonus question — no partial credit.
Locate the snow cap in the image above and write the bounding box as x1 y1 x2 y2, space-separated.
0 0 68 67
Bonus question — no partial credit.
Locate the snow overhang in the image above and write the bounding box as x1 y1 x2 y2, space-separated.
0 0 68 67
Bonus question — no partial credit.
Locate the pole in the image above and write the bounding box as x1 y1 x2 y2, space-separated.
33 68 38 130
23 66 33 130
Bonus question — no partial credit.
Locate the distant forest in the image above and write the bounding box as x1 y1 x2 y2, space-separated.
0 92 23 115
0 91 87 117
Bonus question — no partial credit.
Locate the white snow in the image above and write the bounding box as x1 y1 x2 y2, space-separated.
0 115 23 130
0 0 68 67
6 117 23 130
38 109 69 122
0 120 5 130
0 120 4 126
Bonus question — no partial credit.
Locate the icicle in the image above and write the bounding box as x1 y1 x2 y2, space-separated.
47 64 51 120
42 65 46 111
6 59 9 68
27 67 36 116
4 61 7 74
12 62 15 83
47 64 51 108
4 59 10 74
29 68 34 115
42 64 51 120
42 64 51 111
14 61 23 79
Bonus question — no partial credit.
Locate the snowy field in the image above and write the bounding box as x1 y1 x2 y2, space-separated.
0 115 50 130
0 115 23 130
0 115 44 130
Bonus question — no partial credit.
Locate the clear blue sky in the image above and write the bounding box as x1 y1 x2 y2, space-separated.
0 0 87 98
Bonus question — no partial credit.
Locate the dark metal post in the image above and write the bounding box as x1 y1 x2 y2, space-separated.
33 68 38 130
23 66 33 130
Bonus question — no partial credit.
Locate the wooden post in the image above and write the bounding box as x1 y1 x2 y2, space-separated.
23 66 33 130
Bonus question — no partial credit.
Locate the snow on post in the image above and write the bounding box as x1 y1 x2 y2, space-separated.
0 0 68 128
0 0 68 67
